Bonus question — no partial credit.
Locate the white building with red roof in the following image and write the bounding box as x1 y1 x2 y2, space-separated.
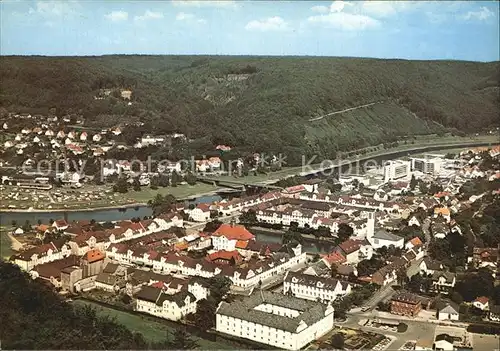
13 241 71 271
212 224 256 251
52 219 69 231
189 204 211 222
473 296 490 311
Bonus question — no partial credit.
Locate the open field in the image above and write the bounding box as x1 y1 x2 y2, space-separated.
0 227 16 259
72 300 235 349
472 333 500 351
124 183 219 202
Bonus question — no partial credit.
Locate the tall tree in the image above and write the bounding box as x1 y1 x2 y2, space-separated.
168 328 198 350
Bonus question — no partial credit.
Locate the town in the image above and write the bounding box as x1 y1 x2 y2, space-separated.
3 143 500 351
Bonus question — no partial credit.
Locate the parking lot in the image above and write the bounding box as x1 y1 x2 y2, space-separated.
472 333 499 351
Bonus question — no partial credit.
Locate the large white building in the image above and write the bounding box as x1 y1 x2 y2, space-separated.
383 160 411 183
411 156 443 175
216 291 334 350
283 271 352 303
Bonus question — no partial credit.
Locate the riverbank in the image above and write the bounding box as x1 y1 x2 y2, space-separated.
1 137 495 215
0 202 148 214
7 233 23 251
1 226 18 259
0 189 221 214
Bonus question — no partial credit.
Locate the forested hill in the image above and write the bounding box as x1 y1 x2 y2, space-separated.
1 56 499 157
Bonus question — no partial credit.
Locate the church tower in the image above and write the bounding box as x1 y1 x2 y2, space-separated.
366 212 375 241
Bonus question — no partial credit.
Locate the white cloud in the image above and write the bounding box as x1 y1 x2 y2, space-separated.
306 1 380 31
330 1 353 13
461 6 494 21
134 10 164 21
308 12 380 31
310 5 329 14
171 0 236 8
360 1 424 18
105 10 129 22
30 0 80 18
245 16 290 32
175 12 206 24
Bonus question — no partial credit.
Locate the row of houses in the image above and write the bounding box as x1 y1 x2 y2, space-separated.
12 214 184 271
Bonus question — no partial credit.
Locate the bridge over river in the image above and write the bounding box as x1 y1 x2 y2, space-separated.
197 139 497 190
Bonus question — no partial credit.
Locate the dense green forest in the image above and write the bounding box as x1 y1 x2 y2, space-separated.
0 262 198 350
1 56 499 158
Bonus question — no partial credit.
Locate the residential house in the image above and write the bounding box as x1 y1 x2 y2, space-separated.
390 291 422 317
431 220 450 239
471 247 499 270
488 305 500 322
433 334 455 351
189 204 211 222
433 207 451 223
420 257 443 275
135 286 197 321
52 219 69 231
431 271 456 294
212 224 256 251
13 241 71 271
408 216 421 227
30 255 81 288
283 271 352 303
336 239 373 265
472 296 490 311
367 229 404 249
436 301 459 321
405 237 423 251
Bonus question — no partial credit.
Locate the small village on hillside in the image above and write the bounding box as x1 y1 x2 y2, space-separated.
3 143 500 351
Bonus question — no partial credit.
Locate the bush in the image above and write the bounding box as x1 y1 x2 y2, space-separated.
397 323 408 333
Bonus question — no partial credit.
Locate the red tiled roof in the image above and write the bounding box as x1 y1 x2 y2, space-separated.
84 249 105 263
475 296 489 305
206 250 241 263
196 203 211 212
338 239 363 255
212 224 255 241
322 251 347 265
284 185 306 194
54 219 68 228
409 237 423 247
235 240 248 249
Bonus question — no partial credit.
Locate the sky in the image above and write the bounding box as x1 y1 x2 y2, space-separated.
1 0 499 61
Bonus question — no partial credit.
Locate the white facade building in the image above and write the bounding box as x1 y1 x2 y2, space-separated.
283 271 352 303
365 212 404 249
216 291 334 350
411 157 443 175
383 160 411 183
135 286 197 321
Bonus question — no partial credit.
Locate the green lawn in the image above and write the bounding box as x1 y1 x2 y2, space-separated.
72 300 234 349
0 227 15 260
124 183 220 202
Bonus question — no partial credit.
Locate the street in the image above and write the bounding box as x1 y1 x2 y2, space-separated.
343 313 437 350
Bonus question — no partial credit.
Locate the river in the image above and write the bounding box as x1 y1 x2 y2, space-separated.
0 194 222 226
2 142 492 227
252 229 335 254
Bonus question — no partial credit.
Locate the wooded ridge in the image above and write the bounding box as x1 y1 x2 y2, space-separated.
1 55 498 158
